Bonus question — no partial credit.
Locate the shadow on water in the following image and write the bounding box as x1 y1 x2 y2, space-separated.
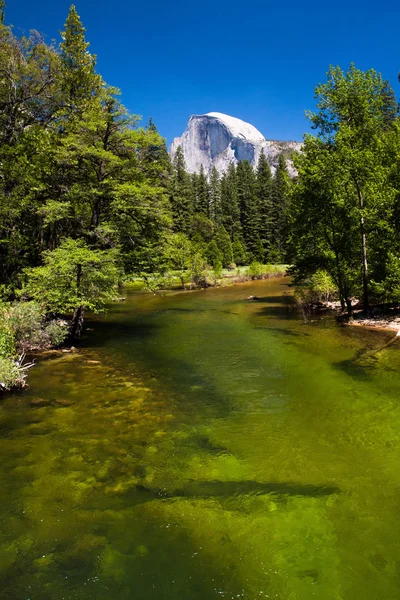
83 316 236 419
253 326 311 337
333 333 400 379
138 479 341 501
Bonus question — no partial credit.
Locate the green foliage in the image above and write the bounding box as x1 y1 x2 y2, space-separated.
194 165 210 216
246 262 264 279
270 154 291 262
0 324 15 359
170 146 192 234
45 320 69 347
0 357 24 391
24 239 120 314
232 234 248 266
220 163 241 237
293 270 338 309
190 252 210 288
290 64 399 311
205 240 223 268
214 225 234 267
371 253 400 304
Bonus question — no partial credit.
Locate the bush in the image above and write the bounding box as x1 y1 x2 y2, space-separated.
0 357 26 391
293 270 338 314
8 301 46 350
0 309 16 358
45 320 69 346
247 262 264 279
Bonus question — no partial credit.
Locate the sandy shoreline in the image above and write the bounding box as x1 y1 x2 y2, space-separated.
347 314 400 334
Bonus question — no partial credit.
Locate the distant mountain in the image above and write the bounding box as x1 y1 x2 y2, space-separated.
170 112 301 176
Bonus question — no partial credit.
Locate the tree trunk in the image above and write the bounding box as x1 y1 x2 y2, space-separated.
70 306 85 339
345 297 353 318
354 180 369 309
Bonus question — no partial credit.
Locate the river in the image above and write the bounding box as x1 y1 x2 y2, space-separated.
1 277 400 600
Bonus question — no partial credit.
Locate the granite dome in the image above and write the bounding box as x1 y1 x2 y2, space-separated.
170 113 301 176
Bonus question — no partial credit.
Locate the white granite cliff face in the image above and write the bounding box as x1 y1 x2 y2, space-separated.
170 112 301 176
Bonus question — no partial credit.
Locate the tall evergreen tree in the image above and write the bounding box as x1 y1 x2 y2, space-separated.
209 166 222 223
59 5 101 111
270 154 290 262
236 160 260 259
170 146 192 234
220 163 241 237
256 149 273 259
194 165 210 217
215 225 234 267
232 233 248 266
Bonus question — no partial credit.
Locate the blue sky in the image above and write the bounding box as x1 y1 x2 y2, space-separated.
6 0 400 145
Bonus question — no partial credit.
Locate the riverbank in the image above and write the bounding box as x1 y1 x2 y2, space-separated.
348 310 400 333
125 263 289 293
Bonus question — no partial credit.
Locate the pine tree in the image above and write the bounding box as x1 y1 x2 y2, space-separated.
60 5 101 110
215 225 234 267
205 239 223 268
170 146 192 234
195 165 210 217
209 166 222 223
236 160 260 259
0 1 5 24
141 118 172 185
220 163 241 237
270 154 290 262
232 233 248 266
256 149 273 259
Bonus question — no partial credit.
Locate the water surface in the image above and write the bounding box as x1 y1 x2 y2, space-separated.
1 278 400 600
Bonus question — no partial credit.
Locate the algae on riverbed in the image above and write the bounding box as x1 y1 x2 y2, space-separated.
1 278 400 600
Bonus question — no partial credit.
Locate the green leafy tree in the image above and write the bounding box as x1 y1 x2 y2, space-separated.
24 238 120 338
303 64 398 308
164 233 194 289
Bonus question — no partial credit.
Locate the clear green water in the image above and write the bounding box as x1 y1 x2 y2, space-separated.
1 278 400 600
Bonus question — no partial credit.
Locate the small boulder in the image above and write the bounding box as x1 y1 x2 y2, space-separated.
30 398 50 408
247 295 260 301
52 398 75 407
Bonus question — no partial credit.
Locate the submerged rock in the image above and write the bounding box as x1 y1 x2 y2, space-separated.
52 398 75 407
30 397 51 407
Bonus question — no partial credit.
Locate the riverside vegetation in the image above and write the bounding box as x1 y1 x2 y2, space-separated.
1 2 400 389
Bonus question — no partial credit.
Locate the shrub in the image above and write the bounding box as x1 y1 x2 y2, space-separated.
45 320 69 347
0 357 26 391
0 328 16 359
8 301 46 350
247 262 264 279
